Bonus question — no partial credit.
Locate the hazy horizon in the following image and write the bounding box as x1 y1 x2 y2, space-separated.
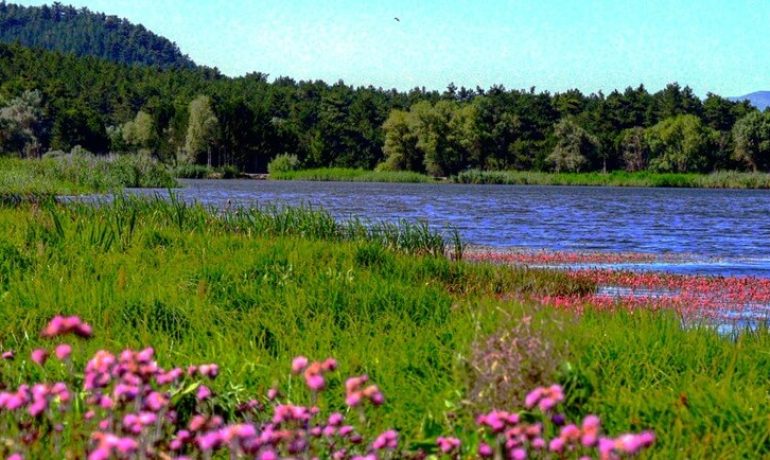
11 0 770 97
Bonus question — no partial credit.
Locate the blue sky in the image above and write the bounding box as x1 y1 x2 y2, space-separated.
14 0 770 96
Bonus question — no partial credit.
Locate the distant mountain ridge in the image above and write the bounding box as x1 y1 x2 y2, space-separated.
0 1 195 69
729 91 770 111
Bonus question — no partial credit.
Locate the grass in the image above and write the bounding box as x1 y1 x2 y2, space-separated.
564 311 770 458
269 167 436 183
453 169 770 188
270 167 770 189
0 197 769 457
0 155 178 199
173 163 240 179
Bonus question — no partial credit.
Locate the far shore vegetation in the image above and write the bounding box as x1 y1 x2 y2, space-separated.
4 36 770 193
265 155 770 188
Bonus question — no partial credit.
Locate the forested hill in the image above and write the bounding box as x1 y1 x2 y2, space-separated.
0 2 195 69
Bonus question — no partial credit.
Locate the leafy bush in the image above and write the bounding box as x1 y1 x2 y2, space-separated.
267 154 299 174
173 164 212 179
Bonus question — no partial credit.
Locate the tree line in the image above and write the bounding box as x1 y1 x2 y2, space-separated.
1 41 769 174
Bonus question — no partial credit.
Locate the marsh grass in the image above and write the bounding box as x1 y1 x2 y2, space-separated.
270 167 435 183
268 167 770 189
557 310 770 458
453 169 770 189
173 164 240 179
0 155 178 197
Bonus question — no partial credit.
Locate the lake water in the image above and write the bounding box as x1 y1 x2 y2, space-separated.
128 179 770 277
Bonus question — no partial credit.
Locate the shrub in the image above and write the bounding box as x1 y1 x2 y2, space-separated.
467 317 564 412
267 154 299 174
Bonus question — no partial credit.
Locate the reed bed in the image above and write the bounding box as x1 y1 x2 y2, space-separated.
0 155 177 197
173 164 240 179
453 169 770 189
269 168 435 183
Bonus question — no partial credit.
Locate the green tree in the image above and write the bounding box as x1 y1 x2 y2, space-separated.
617 127 649 172
183 95 218 166
382 101 479 176
51 105 108 153
732 111 770 172
416 100 453 176
645 115 717 173
546 118 598 172
381 109 422 172
121 110 156 155
0 89 43 157
441 102 479 175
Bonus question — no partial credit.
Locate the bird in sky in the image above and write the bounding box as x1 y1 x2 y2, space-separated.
394 17 400 22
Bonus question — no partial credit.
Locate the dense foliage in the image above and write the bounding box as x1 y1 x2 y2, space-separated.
0 2 194 69
0 3 766 176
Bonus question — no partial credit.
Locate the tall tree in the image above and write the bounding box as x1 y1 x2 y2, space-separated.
0 89 43 157
732 111 770 172
617 127 649 172
121 110 156 155
381 109 422 172
646 115 717 173
183 95 218 166
546 118 598 173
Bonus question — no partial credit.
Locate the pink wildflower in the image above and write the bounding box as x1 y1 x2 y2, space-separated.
31 348 48 366
581 415 601 447
436 436 461 453
372 430 398 450
478 443 494 457
196 385 212 401
55 343 72 361
291 356 308 374
42 315 92 338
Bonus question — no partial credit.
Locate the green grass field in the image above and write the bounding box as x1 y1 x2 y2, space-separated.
1 197 769 457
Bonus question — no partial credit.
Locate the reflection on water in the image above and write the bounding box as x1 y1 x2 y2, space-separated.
125 179 770 277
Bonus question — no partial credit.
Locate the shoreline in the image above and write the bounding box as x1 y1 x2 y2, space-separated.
217 168 770 189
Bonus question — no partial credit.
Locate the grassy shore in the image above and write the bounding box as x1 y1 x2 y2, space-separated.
453 169 770 188
0 155 178 198
0 197 769 457
270 167 436 183
267 166 770 188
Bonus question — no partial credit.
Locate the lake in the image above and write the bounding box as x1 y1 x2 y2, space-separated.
128 179 770 277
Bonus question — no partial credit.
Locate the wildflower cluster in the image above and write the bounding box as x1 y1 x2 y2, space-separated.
0 317 405 459
463 386 654 460
0 315 656 459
